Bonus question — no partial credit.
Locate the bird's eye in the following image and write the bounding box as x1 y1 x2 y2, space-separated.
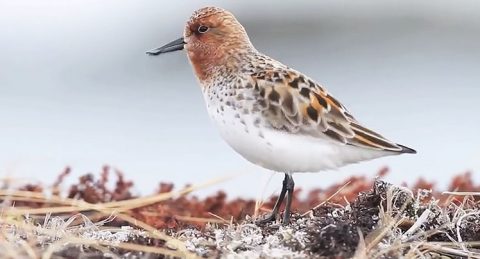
197 25 209 33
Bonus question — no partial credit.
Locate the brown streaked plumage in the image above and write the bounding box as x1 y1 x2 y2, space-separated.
147 6 416 225
250 69 415 153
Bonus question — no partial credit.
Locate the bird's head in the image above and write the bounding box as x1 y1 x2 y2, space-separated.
147 7 254 81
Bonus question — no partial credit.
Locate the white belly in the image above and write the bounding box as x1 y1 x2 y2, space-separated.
206 104 396 173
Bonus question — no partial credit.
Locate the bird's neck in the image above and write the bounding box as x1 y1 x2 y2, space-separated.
188 45 257 86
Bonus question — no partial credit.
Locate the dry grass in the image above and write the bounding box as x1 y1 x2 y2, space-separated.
0 167 479 258
0 168 234 258
0 193 200 258
355 186 480 258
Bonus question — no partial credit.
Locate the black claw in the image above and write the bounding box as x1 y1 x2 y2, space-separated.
255 212 277 225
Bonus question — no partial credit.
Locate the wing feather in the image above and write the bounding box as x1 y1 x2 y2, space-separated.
250 69 415 154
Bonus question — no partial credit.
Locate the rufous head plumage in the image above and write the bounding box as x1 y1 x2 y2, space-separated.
147 7 254 82
183 7 254 81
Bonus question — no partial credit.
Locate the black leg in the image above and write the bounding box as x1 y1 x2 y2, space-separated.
282 174 295 224
256 174 289 224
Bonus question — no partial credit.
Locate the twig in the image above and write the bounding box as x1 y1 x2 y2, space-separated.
402 209 431 239
301 180 351 216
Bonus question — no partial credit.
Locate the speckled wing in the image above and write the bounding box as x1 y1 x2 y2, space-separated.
249 68 415 153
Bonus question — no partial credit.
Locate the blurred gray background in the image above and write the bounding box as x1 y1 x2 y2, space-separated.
0 0 479 197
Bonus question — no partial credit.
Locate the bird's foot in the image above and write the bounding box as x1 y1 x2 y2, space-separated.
255 212 278 225
256 211 292 226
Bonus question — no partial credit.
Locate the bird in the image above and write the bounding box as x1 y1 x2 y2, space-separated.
146 6 416 225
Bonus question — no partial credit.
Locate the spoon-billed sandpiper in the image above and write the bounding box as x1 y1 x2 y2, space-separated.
147 7 415 224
